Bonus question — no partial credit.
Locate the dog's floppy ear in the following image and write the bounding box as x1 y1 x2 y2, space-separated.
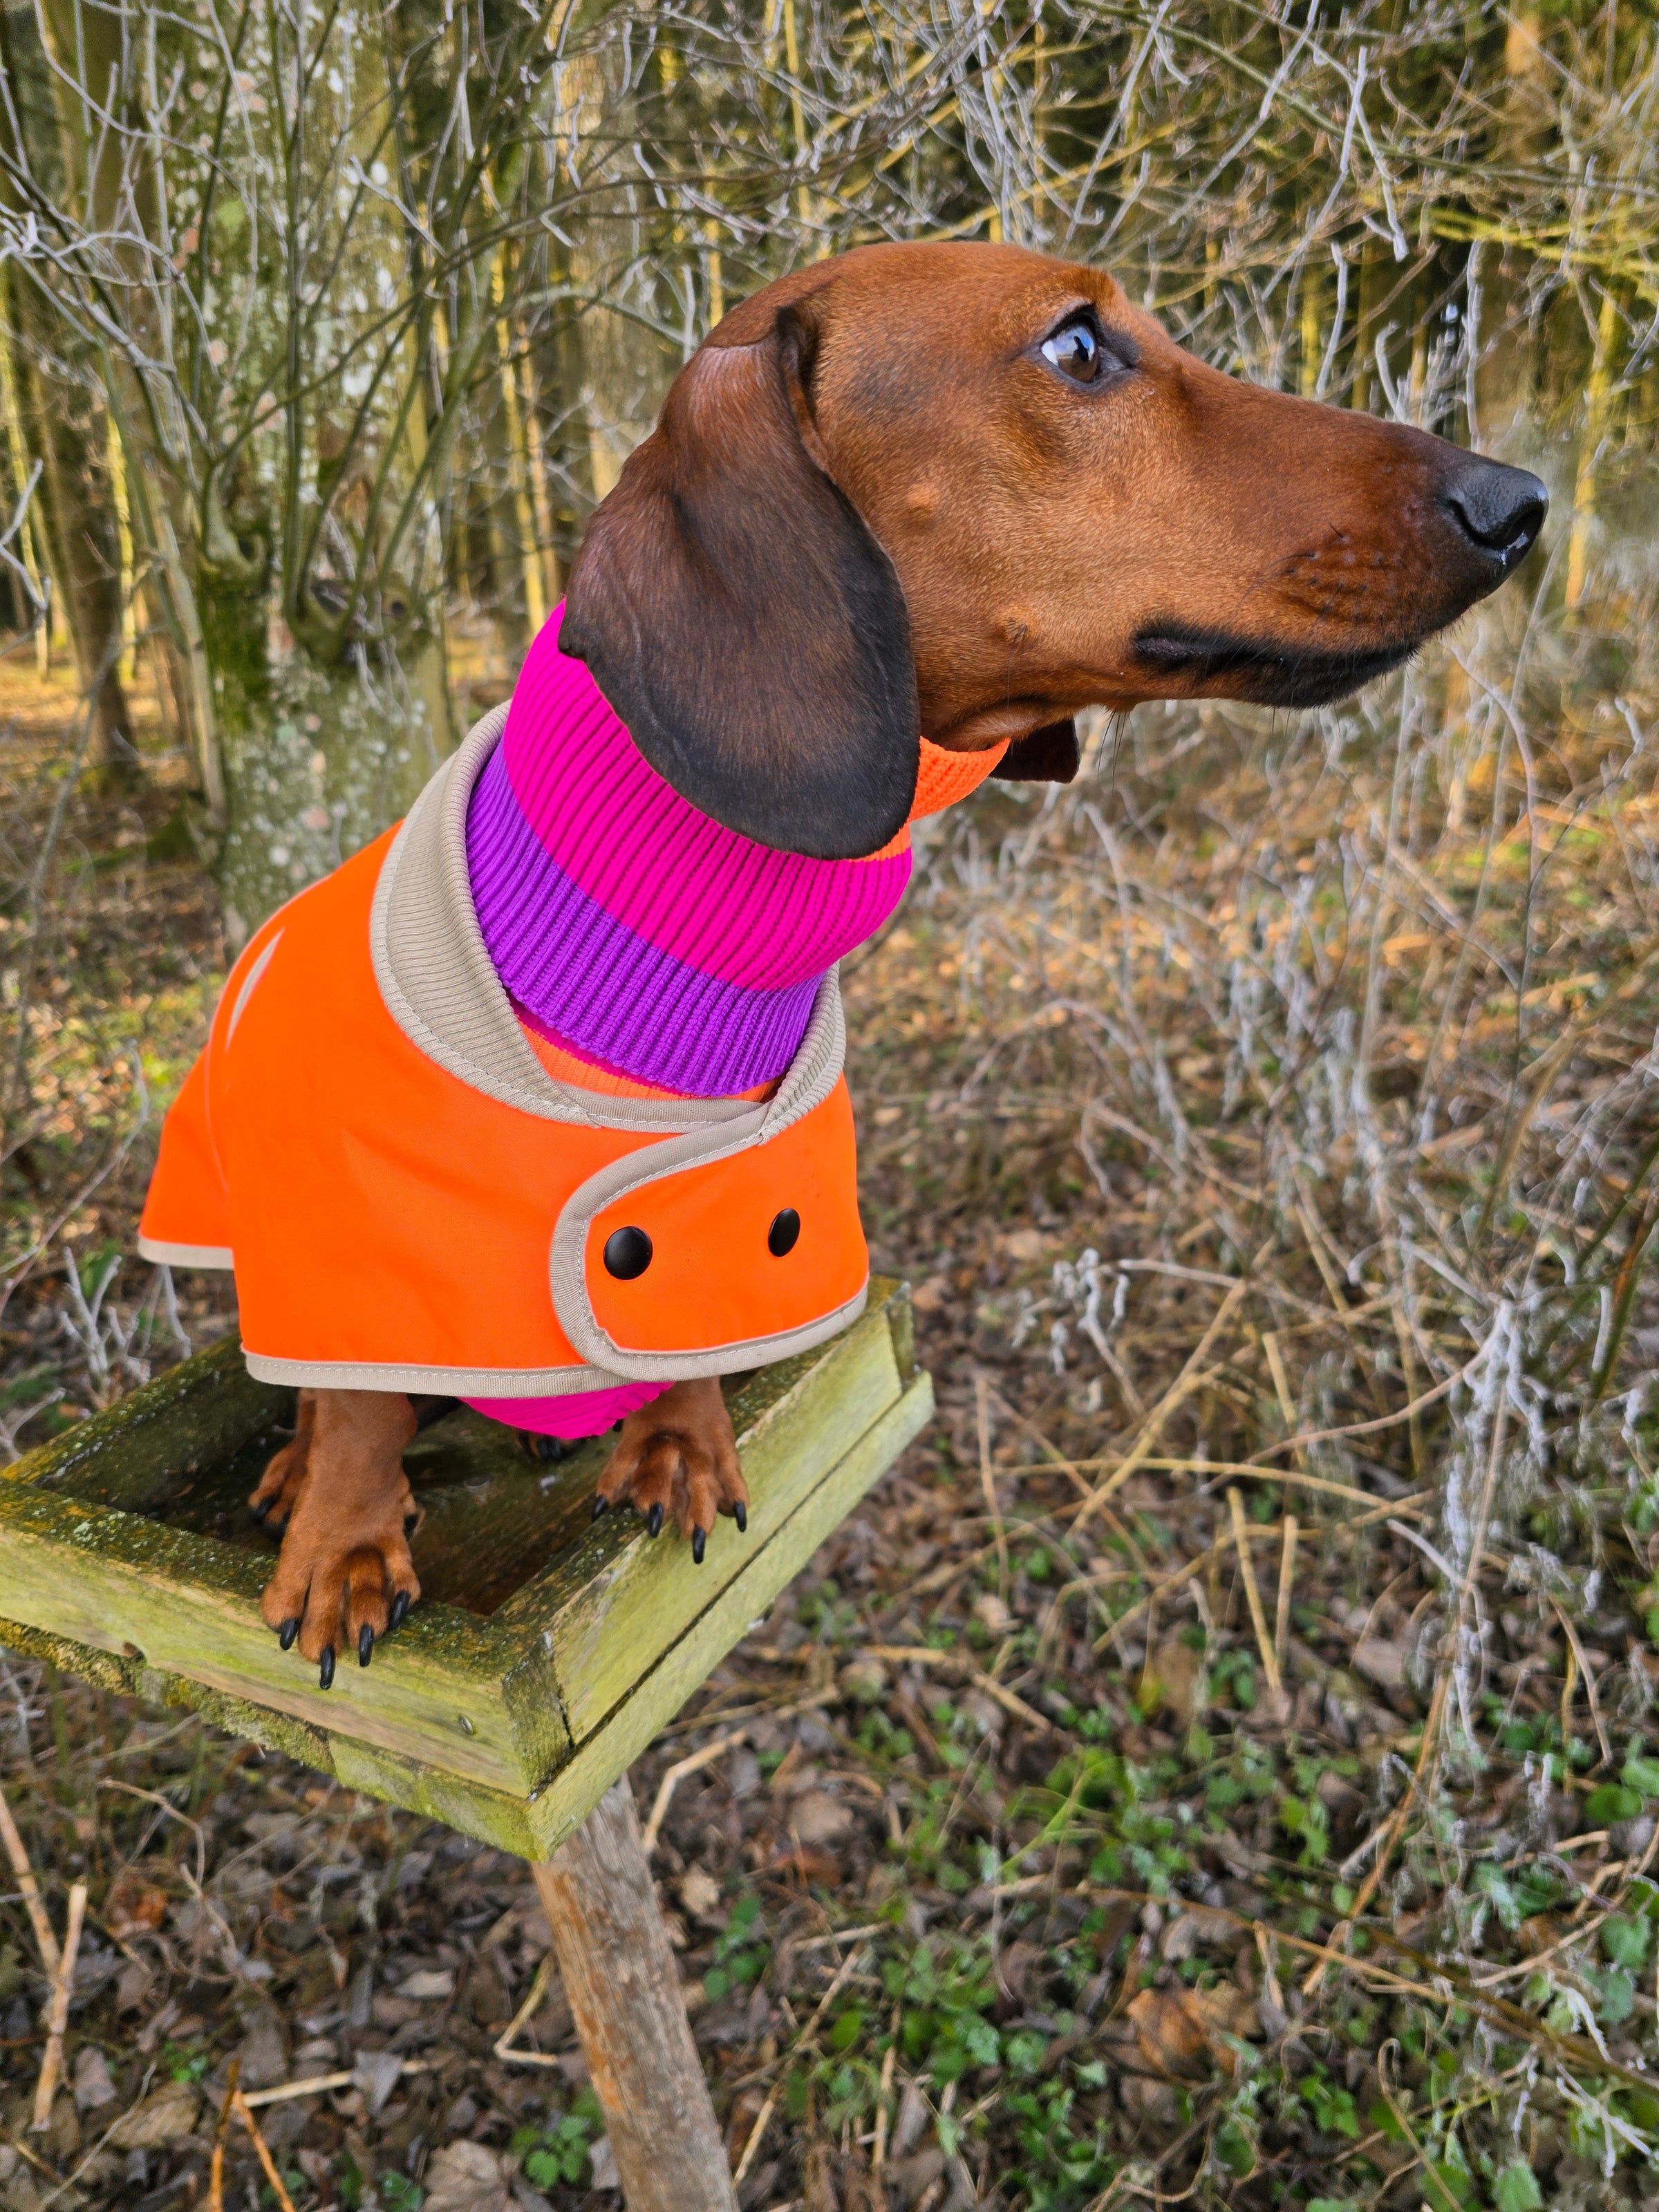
560 293 919 859
992 719 1081 784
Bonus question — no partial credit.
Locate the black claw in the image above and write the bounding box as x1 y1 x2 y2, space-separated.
592 1494 610 1521
319 1647 335 1691
647 1503 664 1538
279 1618 300 1651
733 1502 747 1534
692 1526 706 1565
250 1497 272 1523
388 1591 411 1631
358 1624 374 1668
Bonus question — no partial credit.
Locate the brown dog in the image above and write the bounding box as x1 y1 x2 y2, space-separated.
247 240 1545 1678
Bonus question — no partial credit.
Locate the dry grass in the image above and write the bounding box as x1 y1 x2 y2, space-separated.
9 552 1659 2208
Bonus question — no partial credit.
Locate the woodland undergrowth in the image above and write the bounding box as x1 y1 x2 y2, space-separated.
7 554 1659 2208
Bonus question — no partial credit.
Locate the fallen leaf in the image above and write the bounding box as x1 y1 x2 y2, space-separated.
678 1867 722 1922
884 2147 946 2209
111 2081 202 2150
1127 1987 1210 2078
1128 1982 1259 2079
995 1938 1044 2005
588 2137 621 2191
789 1790 854 1846
1118 2072 1183 2125
353 2050 404 2115
104 1872 168 1941
420 2139 513 2212
973 1591 1013 1638
1143 1638 1206 1724
399 1967 456 2000
72 2046 116 2112
771 1845 844 1886
1353 1638 1407 1689
1159 1906 1238 1963
114 1956 154 2013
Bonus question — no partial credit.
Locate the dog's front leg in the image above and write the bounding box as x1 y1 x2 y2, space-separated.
592 1378 749 1564
255 1388 422 1685
248 1385 317 1528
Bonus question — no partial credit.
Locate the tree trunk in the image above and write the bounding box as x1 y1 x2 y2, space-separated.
2 0 140 781
1566 288 1621 612
480 368 532 666
203 577 452 948
1472 10 1550 445
9 318 135 781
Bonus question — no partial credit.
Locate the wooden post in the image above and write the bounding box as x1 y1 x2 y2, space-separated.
531 1781 739 2212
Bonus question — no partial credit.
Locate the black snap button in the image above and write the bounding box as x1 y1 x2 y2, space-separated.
767 1208 801 1257
602 1226 653 1280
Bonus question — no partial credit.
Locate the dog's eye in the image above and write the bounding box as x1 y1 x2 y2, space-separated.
1042 318 1102 383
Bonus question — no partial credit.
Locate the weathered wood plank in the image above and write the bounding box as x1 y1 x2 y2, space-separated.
2 1334 289 1513
500 1303 903 1745
404 1430 610 1614
0 1374 932 1856
524 1371 933 1859
0 1489 564 1792
145 1676 338 1776
152 1405 606 1616
0 1284 931 1850
0 1614 142 1696
322 1370 932 1855
328 1738 535 1856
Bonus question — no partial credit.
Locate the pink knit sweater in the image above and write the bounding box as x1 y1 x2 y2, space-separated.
460 608 1004 1436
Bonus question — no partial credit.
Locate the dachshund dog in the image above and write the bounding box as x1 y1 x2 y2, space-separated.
172 241 1546 1677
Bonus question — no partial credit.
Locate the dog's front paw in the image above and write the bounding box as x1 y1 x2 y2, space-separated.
257 1391 422 1685
594 1378 749 1564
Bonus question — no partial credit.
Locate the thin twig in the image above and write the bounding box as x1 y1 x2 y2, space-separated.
1229 1488 1282 1695
1304 1668 1450 1995
733 1941 869 2187
641 1731 745 1855
240 2061 432 2108
491 1956 563 2070
1274 1515 1299 1678
209 2057 241 2212
975 1371 1009 1600
30 1883 85 2130
1073 1253 1268 1533
0 1783 59 1978
858 1647 1063 1736
233 2091 299 2212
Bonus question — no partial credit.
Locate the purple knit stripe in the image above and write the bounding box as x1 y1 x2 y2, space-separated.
494 613 910 991
468 747 824 1096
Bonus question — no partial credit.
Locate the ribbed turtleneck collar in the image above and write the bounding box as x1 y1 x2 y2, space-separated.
466 607 1004 1100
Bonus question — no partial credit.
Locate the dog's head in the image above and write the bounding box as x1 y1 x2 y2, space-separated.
562 241 1546 859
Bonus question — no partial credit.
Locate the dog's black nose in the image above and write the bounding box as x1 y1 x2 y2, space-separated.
1441 458 1548 563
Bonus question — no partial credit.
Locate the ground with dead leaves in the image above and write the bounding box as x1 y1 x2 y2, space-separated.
10 581 1659 2210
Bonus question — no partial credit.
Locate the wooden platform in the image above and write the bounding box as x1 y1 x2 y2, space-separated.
0 1281 930 1858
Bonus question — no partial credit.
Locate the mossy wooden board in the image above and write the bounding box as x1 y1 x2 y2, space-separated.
0 1282 931 1855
